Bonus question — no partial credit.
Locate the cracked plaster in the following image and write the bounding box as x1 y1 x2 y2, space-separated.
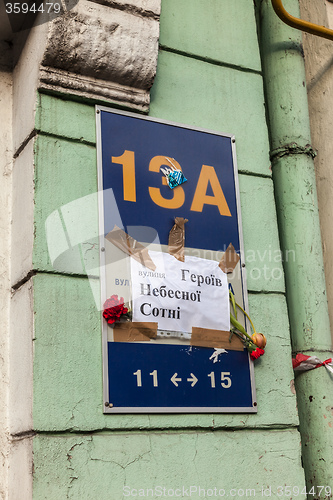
33 431 306 498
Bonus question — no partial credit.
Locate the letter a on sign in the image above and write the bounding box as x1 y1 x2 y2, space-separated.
191 165 232 216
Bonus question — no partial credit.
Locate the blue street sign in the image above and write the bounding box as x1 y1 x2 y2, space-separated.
96 106 256 413
108 343 253 410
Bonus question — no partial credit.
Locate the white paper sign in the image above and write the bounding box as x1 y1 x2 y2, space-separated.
131 251 230 333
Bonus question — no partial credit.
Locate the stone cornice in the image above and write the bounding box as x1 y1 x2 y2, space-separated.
38 0 161 111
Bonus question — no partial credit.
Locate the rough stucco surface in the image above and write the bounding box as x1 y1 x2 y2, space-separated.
31 0 306 495
33 135 97 275
0 69 12 500
35 94 96 144
33 430 305 499
300 0 333 344
270 154 330 352
159 0 262 72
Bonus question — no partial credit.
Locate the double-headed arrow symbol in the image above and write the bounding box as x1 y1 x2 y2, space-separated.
170 373 198 387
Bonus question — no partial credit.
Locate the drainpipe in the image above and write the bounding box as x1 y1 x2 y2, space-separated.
258 0 333 491
271 0 333 40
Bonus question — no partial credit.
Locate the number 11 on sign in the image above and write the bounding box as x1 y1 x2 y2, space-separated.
133 369 159 387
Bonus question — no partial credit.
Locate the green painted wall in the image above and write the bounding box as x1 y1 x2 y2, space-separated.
33 430 304 499
32 0 307 497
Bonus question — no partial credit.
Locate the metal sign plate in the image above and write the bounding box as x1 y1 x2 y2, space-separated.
96 106 256 413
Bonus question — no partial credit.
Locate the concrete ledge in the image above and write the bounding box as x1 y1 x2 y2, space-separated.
39 0 160 111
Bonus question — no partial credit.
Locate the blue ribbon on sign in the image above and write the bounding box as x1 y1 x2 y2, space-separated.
160 158 187 189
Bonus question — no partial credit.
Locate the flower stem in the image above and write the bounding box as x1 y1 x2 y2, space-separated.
230 314 253 342
229 290 237 320
234 301 257 334
230 328 256 351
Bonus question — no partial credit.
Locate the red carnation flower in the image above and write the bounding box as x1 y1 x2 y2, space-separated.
250 348 265 360
103 295 128 325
